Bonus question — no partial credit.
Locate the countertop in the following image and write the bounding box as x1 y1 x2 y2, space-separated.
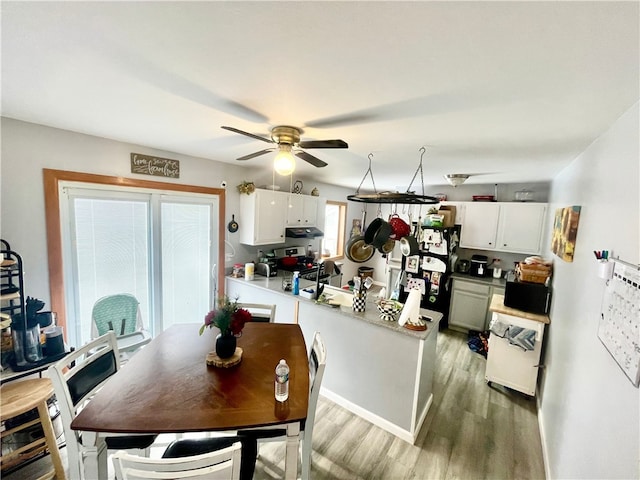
227 275 442 340
489 294 550 324
451 272 507 288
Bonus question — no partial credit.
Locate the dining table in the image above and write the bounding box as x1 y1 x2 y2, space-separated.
71 322 310 480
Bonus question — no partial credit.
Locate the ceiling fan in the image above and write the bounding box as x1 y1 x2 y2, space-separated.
221 125 348 171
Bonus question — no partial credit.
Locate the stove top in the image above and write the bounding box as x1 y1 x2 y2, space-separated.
273 246 323 279
277 259 319 275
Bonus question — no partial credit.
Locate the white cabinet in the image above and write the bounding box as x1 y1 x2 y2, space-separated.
286 195 318 226
239 189 287 245
485 311 545 396
449 278 505 332
496 203 546 254
459 203 500 249
459 202 547 254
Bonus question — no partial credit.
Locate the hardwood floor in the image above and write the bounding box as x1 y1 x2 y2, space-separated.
3 329 546 479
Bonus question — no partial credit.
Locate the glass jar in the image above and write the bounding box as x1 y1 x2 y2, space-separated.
514 189 534 202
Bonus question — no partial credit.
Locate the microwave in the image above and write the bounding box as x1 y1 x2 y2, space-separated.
504 281 551 314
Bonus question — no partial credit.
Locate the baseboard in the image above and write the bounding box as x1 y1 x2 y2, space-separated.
536 394 551 480
413 393 433 439
320 387 420 444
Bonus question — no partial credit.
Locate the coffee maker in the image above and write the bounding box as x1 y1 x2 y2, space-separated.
470 255 489 277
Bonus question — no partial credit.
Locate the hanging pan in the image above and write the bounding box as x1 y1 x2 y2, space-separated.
345 209 375 263
227 215 239 233
399 213 420 256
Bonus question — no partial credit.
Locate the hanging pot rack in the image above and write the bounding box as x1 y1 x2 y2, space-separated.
347 149 439 204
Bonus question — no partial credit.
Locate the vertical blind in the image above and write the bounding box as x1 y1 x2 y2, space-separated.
65 187 218 346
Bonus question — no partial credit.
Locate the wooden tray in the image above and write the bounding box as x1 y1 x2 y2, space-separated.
206 347 243 368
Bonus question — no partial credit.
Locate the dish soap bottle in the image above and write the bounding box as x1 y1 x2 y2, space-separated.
292 271 300 295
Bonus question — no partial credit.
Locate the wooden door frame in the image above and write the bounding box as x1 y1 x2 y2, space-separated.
43 169 226 335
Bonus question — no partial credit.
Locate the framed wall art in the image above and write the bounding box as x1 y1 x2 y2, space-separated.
551 205 581 262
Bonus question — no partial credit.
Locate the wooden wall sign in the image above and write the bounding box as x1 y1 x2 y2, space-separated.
130 153 180 178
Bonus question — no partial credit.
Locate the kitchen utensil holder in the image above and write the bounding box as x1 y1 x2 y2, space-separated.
353 291 367 312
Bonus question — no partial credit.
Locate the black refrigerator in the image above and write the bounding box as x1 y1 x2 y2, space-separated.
399 225 460 330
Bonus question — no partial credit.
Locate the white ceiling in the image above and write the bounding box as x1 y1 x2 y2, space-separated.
2 1 638 191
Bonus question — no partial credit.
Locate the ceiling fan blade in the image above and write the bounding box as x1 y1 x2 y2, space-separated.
298 139 348 149
237 148 275 161
221 126 273 144
295 151 328 168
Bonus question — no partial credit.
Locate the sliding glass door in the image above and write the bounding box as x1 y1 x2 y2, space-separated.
63 186 218 346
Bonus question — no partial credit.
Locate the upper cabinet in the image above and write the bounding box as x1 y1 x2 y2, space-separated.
286 195 319 227
239 189 287 245
496 203 547 254
459 202 547 254
459 202 501 250
239 190 324 246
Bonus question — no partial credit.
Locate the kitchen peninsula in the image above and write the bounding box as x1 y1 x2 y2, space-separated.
227 275 441 444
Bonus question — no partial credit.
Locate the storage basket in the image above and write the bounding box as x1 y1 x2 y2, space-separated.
517 262 551 284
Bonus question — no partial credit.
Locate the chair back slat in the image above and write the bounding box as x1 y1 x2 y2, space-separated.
67 349 118 405
237 303 276 323
112 442 241 480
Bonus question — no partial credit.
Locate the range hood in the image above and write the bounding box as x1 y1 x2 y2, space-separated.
285 227 324 238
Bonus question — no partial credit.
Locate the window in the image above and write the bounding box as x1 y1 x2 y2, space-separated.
63 187 218 346
322 201 347 259
43 169 225 348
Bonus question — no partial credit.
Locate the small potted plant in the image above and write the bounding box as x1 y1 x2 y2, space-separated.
237 181 255 195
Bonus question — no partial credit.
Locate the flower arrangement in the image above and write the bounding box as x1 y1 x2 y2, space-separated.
199 296 252 336
237 181 255 195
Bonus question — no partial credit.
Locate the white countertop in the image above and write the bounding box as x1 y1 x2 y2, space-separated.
227 275 442 340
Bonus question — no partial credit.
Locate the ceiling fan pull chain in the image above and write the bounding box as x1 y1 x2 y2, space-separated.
355 153 378 194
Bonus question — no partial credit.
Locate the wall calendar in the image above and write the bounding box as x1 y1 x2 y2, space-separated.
598 258 640 387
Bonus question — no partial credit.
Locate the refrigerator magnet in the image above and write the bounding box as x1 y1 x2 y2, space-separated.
406 255 420 273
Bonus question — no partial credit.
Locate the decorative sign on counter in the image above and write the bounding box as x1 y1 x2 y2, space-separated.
598 258 640 387
130 153 180 178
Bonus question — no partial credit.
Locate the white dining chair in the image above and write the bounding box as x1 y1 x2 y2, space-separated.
48 332 158 480
237 303 276 323
112 441 242 480
238 330 327 480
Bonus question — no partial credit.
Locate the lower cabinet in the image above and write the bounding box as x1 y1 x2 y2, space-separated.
485 311 545 396
448 278 505 332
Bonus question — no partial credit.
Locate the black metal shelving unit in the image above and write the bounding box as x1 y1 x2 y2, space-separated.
0 239 26 328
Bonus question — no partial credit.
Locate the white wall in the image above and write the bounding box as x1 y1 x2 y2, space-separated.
0 118 362 304
0 118 257 305
539 102 639 479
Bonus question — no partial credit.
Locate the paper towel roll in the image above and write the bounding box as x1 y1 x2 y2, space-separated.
398 288 421 327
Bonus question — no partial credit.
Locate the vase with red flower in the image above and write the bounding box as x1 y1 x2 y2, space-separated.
200 296 252 359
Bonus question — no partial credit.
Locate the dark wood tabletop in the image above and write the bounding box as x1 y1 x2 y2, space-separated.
71 322 309 434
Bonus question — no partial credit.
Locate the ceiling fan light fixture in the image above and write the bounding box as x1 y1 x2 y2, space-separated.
444 174 470 187
274 145 296 176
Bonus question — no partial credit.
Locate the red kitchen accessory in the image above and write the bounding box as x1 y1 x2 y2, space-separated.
388 214 410 239
472 195 495 202
281 256 298 267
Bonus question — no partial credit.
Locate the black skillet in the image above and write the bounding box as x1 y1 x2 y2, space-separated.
228 215 239 233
